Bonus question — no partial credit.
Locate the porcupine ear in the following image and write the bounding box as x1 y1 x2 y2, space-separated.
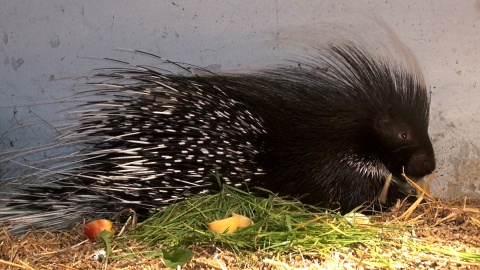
374 115 400 151
374 115 392 132
373 115 389 137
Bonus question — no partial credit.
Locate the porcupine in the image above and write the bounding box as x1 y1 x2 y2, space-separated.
0 43 435 232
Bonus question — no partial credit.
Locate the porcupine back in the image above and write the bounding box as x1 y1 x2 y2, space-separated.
0 44 435 232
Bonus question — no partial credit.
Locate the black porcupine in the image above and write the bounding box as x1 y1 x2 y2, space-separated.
1 43 435 232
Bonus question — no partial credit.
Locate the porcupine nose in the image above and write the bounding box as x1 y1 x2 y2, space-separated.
423 157 436 174
406 152 436 177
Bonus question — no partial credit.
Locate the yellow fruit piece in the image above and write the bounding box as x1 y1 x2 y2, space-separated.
208 213 253 233
344 212 370 226
232 213 254 228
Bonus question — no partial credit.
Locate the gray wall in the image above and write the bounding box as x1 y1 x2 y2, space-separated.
1 1 479 200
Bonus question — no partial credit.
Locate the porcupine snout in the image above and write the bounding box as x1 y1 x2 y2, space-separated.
405 148 436 178
390 134 435 199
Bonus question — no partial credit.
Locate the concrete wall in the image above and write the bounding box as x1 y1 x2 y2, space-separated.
1 1 479 200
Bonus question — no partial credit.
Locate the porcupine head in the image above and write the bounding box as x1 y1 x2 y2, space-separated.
374 110 435 192
264 43 437 212
328 41 436 207
370 70 436 202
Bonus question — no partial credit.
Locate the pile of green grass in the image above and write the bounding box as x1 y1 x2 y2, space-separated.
123 184 480 268
133 185 381 253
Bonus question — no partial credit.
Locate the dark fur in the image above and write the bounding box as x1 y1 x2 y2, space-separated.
1 44 435 231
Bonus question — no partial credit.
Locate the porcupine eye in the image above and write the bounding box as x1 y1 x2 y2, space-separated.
375 116 414 150
389 128 414 148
